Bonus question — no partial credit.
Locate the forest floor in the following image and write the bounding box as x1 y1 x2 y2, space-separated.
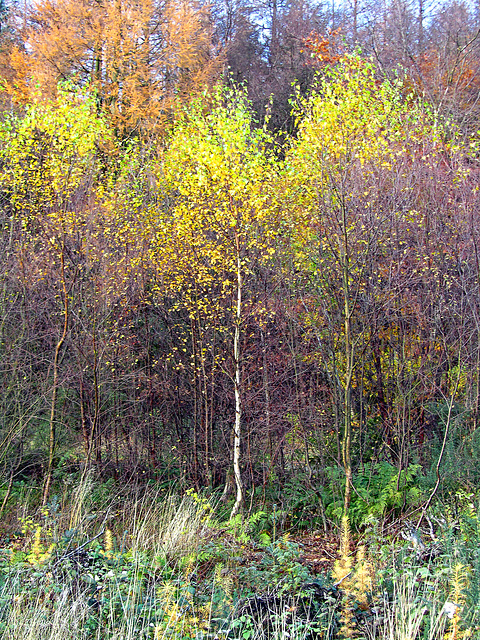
0 483 479 639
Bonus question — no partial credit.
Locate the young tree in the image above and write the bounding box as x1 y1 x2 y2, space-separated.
151 88 280 517
0 88 110 502
286 55 444 516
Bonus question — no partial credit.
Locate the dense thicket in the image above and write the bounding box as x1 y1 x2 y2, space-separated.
0 0 479 523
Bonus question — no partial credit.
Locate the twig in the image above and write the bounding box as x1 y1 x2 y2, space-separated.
333 571 352 587
417 354 461 529
52 529 105 567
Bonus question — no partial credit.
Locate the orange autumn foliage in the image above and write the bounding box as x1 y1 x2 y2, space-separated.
302 29 344 67
5 0 222 137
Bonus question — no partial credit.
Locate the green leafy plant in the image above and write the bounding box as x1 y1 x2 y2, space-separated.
322 462 425 528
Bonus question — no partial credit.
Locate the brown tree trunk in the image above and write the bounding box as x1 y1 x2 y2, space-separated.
43 246 69 506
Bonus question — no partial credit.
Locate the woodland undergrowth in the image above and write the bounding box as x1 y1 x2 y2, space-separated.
1 475 480 640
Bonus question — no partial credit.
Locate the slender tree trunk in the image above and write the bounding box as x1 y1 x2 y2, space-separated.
418 0 424 52
341 205 353 519
191 317 199 486
43 246 69 506
80 378 90 460
270 0 278 67
91 326 101 464
261 327 272 455
230 233 243 519
470 219 480 431
353 0 358 42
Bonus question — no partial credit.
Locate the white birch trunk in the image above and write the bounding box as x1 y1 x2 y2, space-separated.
230 237 243 519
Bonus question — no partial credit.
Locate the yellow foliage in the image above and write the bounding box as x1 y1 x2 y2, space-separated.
332 517 375 638
147 87 280 329
155 576 212 639
19 519 56 566
445 563 469 640
351 545 373 610
332 514 353 586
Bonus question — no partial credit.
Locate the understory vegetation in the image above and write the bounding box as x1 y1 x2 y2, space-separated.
1 478 480 639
